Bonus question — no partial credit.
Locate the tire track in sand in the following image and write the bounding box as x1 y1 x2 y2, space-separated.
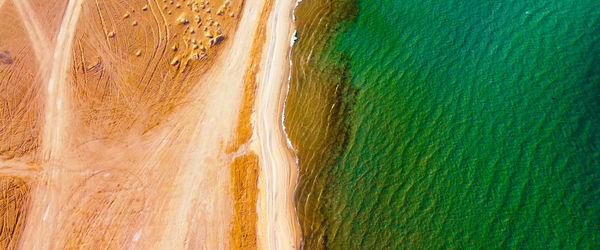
12 0 52 64
20 1 83 248
41 0 83 160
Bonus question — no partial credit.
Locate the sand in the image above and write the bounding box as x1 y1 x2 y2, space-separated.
0 0 300 248
254 0 302 248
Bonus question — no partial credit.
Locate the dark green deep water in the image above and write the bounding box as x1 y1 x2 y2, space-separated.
285 0 600 248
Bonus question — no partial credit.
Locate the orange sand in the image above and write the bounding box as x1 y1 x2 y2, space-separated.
0 176 29 249
227 0 273 248
0 0 301 247
230 153 260 249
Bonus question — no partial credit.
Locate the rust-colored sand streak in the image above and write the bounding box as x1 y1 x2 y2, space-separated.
0 176 30 249
228 0 273 248
230 153 260 250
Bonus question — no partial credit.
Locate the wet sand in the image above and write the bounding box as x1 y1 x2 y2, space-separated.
254 0 302 248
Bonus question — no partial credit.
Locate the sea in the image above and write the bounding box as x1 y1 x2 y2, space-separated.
284 0 600 248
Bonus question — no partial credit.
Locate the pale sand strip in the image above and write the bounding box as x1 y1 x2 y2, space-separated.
255 0 302 248
21 0 83 247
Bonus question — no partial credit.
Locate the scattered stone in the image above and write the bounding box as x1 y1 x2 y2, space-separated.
171 58 180 66
142 5 149 11
123 12 130 19
132 21 138 26
108 31 116 38
135 50 142 56
230 12 234 17
171 44 178 51
177 15 190 24
205 32 213 38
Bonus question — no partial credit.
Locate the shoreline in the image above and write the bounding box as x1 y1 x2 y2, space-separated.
254 0 302 247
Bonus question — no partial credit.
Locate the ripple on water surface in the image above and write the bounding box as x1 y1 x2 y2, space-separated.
286 0 600 248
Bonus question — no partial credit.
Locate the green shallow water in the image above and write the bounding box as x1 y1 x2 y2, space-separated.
285 0 600 248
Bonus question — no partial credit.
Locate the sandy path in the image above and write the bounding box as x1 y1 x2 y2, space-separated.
12 0 51 63
255 0 301 248
20 0 83 248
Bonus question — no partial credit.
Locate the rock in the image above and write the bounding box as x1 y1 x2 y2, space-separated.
210 34 224 47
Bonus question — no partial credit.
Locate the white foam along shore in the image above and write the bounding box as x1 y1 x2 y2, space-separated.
255 0 303 248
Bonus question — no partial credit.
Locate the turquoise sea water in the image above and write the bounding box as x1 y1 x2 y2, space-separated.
287 0 600 248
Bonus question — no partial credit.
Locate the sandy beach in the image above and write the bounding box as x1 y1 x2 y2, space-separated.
254 0 302 247
0 0 300 248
